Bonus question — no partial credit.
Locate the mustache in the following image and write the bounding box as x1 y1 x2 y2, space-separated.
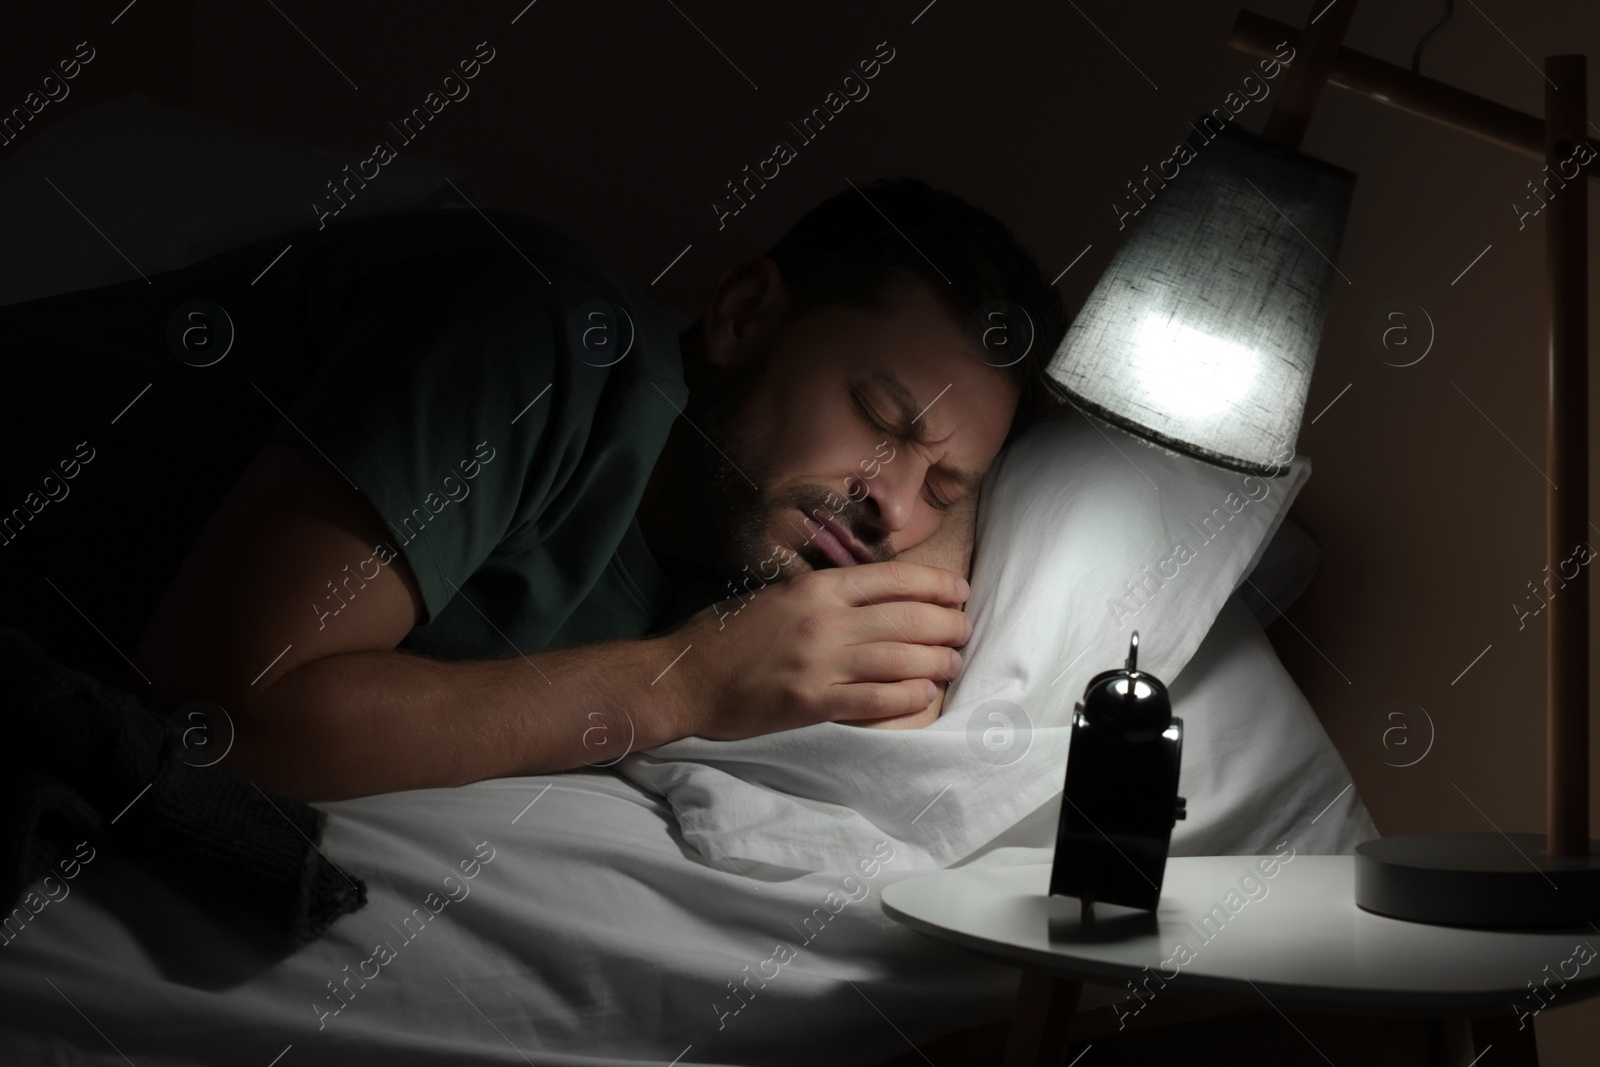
778 484 893 562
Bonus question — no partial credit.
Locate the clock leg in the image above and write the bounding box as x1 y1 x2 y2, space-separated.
1002 970 1082 1067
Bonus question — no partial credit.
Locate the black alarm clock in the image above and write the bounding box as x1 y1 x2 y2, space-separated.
1048 631 1186 920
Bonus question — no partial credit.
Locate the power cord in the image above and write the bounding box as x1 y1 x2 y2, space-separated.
1411 0 1455 75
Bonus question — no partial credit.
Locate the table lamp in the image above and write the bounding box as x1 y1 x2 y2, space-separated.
1045 0 1600 927
1048 115 1355 477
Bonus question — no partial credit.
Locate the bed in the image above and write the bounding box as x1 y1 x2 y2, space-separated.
0 95 1379 1066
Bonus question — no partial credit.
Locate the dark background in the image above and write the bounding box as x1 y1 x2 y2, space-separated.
7 0 1599 1058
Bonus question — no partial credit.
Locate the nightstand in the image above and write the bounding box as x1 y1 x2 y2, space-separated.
881 855 1600 1066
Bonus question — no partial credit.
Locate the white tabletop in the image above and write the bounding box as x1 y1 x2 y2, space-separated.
880 856 1600 1015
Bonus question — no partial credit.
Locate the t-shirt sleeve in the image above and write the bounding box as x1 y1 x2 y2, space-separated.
260 248 579 627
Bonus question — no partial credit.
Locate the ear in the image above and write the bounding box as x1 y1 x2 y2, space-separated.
700 256 787 371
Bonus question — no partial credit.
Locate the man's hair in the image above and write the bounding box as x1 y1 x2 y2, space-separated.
763 177 1066 445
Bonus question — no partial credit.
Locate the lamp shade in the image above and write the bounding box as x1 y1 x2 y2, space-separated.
1047 120 1357 475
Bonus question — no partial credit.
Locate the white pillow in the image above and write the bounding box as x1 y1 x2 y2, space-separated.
957 593 1380 866
622 404 1317 872
945 403 1311 727
1239 515 1321 627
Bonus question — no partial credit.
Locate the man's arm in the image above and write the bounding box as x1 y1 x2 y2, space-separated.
133 442 970 800
131 442 693 801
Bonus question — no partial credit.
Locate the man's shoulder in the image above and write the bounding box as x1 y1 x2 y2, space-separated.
317 208 689 377
316 209 631 298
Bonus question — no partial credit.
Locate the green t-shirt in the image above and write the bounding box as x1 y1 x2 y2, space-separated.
0 208 695 685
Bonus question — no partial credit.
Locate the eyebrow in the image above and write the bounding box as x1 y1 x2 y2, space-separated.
857 368 985 493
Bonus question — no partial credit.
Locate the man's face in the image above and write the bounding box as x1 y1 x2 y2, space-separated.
692 283 1019 583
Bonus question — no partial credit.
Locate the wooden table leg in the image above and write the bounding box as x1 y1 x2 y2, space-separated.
1471 1014 1540 1066
1002 970 1082 1067
1426 1016 1541 1067
1427 1019 1474 1067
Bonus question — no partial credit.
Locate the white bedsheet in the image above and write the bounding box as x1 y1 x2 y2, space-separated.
0 593 1374 1066
622 595 1377 878
0 769 1047 1066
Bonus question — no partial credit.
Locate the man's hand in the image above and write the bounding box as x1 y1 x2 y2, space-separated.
859 490 979 728
657 560 972 741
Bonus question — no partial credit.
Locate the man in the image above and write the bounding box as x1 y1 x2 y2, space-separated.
0 177 1064 801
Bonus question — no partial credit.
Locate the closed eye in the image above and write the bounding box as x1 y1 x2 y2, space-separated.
850 390 891 435
851 389 949 510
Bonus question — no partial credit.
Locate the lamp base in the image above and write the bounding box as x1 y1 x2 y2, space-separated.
1355 832 1600 928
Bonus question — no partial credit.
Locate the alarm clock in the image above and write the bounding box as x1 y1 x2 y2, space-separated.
1048 631 1185 919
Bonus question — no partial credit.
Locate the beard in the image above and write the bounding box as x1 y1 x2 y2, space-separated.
687 352 894 588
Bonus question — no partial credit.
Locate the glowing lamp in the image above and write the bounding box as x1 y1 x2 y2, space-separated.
1045 120 1356 476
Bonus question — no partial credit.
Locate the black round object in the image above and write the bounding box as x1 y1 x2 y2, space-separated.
1355 832 1600 928
1078 631 1173 734
1079 669 1171 733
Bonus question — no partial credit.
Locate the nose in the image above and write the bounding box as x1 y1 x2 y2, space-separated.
848 455 926 535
